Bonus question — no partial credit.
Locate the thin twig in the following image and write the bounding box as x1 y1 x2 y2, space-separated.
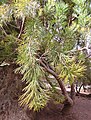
18 17 25 39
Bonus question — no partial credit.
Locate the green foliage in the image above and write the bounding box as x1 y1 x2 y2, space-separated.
0 35 17 62
0 0 91 111
0 24 18 63
18 65 50 111
72 0 91 27
0 0 7 5
0 4 13 26
57 54 86 85
14 0 40 18
15 38 50 111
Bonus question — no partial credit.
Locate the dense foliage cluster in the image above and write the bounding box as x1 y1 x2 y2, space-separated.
0 0 91 111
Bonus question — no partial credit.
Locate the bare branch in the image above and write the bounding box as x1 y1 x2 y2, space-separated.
18 17 25 39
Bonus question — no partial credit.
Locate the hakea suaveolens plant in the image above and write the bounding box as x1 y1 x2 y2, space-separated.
0 0 91 111
57 54 86 84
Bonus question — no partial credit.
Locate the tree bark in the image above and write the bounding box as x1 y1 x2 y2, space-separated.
71 83 75 101
38 59 73 106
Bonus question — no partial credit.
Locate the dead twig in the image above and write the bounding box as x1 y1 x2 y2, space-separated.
18 17 25 39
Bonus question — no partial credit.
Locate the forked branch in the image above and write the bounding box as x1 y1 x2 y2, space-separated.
37 58 73 106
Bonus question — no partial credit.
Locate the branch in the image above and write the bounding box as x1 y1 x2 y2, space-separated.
1 26 22 42
85 54 91 59
18 17 25 39
37 58 73 105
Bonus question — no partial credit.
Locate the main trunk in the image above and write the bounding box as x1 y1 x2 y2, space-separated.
71 83 75 101
38 59 73 106
53 74 73 106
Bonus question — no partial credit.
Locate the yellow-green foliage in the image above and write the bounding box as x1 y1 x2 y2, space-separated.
0 0 91 111
56 54 86 85
0 4 12 25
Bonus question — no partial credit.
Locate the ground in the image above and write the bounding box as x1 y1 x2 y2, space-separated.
0 65 91 120
35 96 91 120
